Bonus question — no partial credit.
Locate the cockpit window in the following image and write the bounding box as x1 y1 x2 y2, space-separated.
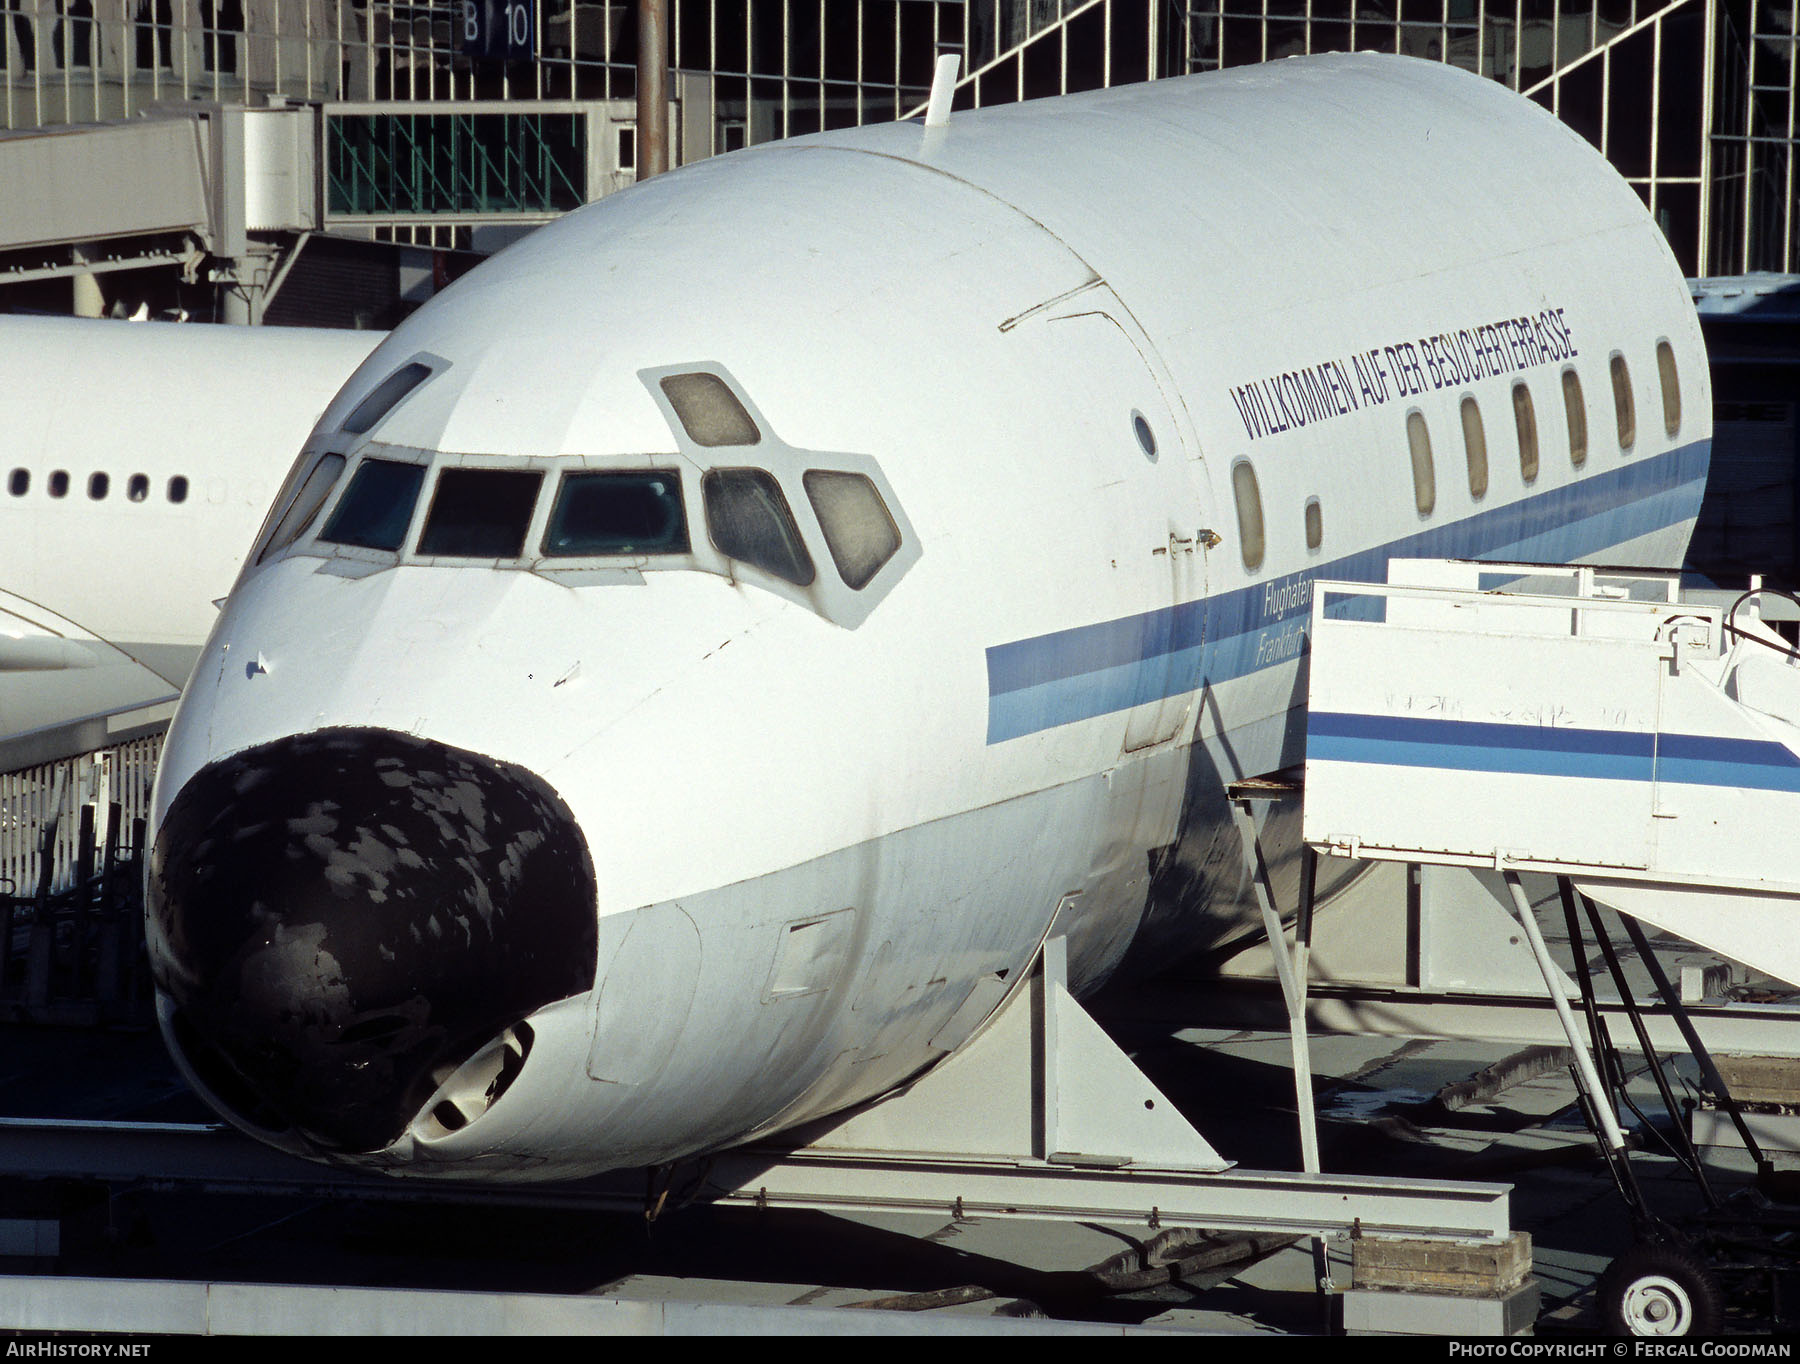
703 468 814 586
260 454 346 563
661 373 761 447
418 468 544 558
342 362 433 435
803 470 900 590
543 471 689 557
319 458 426 551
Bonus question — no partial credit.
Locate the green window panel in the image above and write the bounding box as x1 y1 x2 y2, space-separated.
326 112 586 217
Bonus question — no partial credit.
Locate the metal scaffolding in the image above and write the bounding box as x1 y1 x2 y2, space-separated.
2 0 1794 272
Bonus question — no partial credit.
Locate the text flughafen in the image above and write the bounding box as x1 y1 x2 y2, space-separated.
1228 306 1579 443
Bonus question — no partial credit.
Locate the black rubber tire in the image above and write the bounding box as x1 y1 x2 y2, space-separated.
1597 1241 1724 1336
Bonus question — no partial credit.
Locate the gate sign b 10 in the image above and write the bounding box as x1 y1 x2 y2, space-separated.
461 0 534 60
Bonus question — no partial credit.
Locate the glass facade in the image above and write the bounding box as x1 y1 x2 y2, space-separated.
326 109 586 215
2 0 1794 272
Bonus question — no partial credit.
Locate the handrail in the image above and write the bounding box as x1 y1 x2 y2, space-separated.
1724 587 1800 665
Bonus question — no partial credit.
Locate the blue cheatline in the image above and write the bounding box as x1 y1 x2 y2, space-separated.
1307 711 1800 793
985 438 1709 744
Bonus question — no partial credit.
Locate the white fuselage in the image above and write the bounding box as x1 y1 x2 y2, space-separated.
145 54 1711 1179
0 317 380 764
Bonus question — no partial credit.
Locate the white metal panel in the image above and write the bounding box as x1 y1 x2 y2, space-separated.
0 121 208 250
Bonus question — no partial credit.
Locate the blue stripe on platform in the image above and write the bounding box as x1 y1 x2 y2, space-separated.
1307 710 1800 793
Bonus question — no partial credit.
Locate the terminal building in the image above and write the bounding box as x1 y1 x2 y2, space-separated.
0 0 1795 297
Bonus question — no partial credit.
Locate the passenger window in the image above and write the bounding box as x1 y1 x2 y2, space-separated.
703 469 814 586
803 470 901 590
543 470 689 557
1562 369 1588 468
1460 396 1488 500
1304 497 1323 552
260 454 346 563
168 476 189 503
1231 459 1265 572
1406 411 1435 515
342 362 432 435
1610 353 1636 450
89 472 109 500
418 468 544 558
49 471 69 499
127 474 149 502
661 373 760 447
8 469 26 496
319 458 425 552
1656 340 1680 437
1512 383 1539 484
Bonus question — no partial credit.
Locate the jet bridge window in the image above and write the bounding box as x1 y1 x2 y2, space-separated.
259 454 346 563
1610 353 1636 451
1513 383 1539 484
703 468 815 586
1460 396 1488 500
543 471 689 557
1231 459 1264 572
1406 411 1435 516
803 470 900 590
662 373 761 447
1304 497 1323 552
418 468 545 559
320 457 425 552
1562 368 1588 468
1657 340 1681 437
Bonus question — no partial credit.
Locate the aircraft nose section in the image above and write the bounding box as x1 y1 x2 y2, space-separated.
148 727 598 1154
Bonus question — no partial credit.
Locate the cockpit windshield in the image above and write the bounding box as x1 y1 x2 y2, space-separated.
543 471 689 557
418 468 544 558
319 458 425 551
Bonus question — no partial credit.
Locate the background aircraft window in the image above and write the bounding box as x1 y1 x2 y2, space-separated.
703 468 815 586
260 454 346 563
319 458 424 552
168 476 189 503
1304 497 1323 552
49 471 69 499
418 469 544 559
1231 459 1265 571
7 470 25 496
1657 340 1681 436
1460 396 1488 499
543 470 689 557
342 361 432 435
1513 383 1539 484
1406 411 1435 515
1562 369 1588 467
88 473 109 500
803 470 901 590
661 373 760 447
127 474 149 502
1610 353 1636 450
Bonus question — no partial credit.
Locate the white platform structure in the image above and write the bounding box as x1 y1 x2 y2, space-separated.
1306 560 1800 991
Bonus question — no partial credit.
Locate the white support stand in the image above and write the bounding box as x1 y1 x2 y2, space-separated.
787 935 1229 1170
697 935 1522 1331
